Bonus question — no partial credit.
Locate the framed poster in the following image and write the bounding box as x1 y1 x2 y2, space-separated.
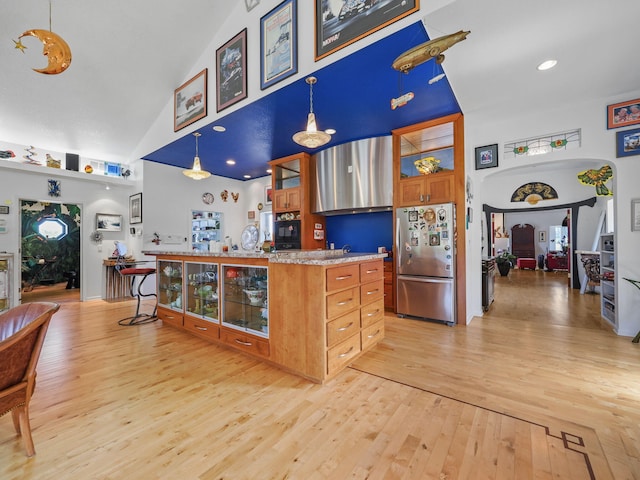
475 144 499 170
260 0 297 90
216 29 248 112
616 127 640 157
174 69 207 132
129 193 142 224
265 186 273 205
96 213 122 232
607 98 640 129
632 199 640 232
314 0 419 60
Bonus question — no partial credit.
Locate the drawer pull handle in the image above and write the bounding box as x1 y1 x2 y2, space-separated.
367 309 380 317
337 322 354 332
235 339 253 346
165 315 174 319
367 329 381 339
337 299 353 306
335 275 353 281
366 289 379 295
195 326 208 331
366 269 378 274
338 346 354 358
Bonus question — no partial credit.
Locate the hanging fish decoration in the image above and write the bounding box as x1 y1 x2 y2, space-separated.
0 150 16 159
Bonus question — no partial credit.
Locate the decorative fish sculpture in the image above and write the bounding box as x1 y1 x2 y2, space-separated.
0 150 15 159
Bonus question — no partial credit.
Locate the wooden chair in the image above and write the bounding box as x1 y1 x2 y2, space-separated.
0 302 60 456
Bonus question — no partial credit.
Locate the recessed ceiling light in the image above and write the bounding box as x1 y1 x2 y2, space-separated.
243 174 251 179
213 125 226 132
537 60 557 71
226 159 236 165
325 128 336 135
266 168 272 174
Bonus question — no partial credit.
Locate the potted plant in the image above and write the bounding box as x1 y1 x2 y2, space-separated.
496 251 516 276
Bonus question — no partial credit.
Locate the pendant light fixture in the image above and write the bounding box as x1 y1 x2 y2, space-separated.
183 132 211 180
293 76 331 149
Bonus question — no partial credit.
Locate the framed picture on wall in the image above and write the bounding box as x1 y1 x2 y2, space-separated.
632 198 640 232
129 193 142 224
475 144 499 169
216 29 248 112
174 69 207 132
265 186 273 205
314 0 419 60
607 98 640 129
260 0 297 90
96 213 122 232
616 127 640 157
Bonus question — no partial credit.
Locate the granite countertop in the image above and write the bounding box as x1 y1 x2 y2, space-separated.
142 250 387 265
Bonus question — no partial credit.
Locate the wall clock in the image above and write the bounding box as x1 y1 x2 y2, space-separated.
202 192 214 204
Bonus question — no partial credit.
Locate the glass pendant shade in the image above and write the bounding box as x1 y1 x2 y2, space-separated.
183 132 211 180
293 76 331 149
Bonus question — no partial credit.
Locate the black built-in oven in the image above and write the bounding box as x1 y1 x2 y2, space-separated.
274 219 301 250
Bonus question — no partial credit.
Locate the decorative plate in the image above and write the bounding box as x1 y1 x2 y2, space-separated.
202 192 214 204
240 224 259 251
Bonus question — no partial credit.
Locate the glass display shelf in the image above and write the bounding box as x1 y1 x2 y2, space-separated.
157 259 183 312
221 264 268 337
185 261 219 321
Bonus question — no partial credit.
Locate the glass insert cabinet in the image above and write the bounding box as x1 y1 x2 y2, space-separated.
156 259 268 338
221 264 268 337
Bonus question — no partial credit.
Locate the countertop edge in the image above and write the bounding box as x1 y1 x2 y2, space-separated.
142 250 387 265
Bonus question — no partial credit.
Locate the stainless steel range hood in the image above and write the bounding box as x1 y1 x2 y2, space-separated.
311 136 393 215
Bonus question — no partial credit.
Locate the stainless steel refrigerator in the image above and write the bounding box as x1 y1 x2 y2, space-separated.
396 202 456 325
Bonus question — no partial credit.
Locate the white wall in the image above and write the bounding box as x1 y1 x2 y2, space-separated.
464 93 640 337
0 167 135 304
140 162 272 256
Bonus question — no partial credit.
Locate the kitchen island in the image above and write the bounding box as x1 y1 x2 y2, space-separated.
144 250 386 383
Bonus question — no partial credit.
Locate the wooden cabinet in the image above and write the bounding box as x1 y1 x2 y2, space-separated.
273 188 301 212
397 172 455 207
269 153 325 249
0 253 13 312
383 260 394 310
269 257 385 383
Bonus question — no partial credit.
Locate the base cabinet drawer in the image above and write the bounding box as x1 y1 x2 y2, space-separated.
184 316 219 341
327 309 360 348
220 328 270 359
361 320 384 351
327 334 361 376
360 279 384 304
360 260 383 283
360 298 384 328
326 286 360 319
326 264 360 292
158 307 183 328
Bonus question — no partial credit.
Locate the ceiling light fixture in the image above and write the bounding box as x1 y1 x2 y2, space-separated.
537 59 557 71
293 76 331 149
183 132 211 180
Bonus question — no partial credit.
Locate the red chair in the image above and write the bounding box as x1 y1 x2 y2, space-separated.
0 302 60 456
114 242 157 326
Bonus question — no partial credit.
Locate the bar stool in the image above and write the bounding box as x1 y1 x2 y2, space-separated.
113 242 157 326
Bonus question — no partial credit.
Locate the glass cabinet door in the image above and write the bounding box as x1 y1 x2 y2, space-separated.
157 260 183 311
0 254 12 312
185 262 219 321
221 264 268 337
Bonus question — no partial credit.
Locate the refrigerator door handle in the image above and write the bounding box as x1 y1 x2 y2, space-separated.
397 275 453 284
395 216 401 268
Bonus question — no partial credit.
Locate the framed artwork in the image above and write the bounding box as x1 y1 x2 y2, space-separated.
607 98 640 129
265 186 273 205
314 0 419 61
475 144 499 170
96 213 122 232
260 0 297 90
216 29 248 112
632 199 640 232
538 230 546 243
616 127 640 157
174 69 207 132
129 193 142 224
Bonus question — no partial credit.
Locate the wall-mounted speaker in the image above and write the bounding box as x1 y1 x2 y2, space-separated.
66 153 79 171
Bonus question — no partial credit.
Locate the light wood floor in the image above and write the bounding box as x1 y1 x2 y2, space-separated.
1 270 638 479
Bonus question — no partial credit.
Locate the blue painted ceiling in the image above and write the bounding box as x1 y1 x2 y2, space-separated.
142 21 461 181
